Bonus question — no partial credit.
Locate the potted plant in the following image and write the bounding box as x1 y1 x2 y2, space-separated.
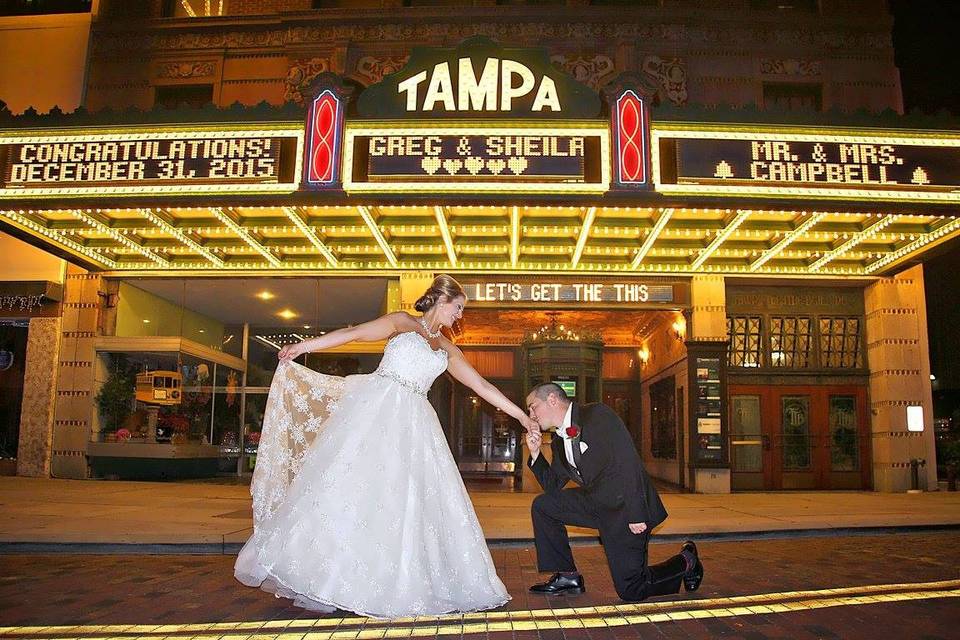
940 440 960 492
95 356 136 438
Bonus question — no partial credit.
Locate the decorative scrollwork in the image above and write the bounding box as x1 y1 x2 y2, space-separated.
641 56 688 106
284 58 332 105
549 54 616 90
760 59 823 76
155 61 216 79
355 55 409 86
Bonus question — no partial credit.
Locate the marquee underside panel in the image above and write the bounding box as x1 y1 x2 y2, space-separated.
2 204 955 277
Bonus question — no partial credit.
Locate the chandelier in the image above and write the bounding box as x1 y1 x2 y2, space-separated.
523 312 602 344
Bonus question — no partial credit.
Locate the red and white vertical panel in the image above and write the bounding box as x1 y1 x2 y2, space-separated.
612 89 650 188
304 89 343 188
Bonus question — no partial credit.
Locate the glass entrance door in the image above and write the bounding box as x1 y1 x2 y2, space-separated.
729 393 766 490
729 385 869 490
452 381 522 480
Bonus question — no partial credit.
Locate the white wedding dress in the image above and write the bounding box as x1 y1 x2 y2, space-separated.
234 331 510 618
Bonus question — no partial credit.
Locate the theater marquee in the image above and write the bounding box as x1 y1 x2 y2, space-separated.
457 277 688 308
652 126 960 203
343 124 609 193
0 127 303 197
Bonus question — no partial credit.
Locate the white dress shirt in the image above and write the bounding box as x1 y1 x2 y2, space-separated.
558 402 577 469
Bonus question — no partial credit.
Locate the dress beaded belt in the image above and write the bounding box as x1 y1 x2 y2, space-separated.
375 370 428 396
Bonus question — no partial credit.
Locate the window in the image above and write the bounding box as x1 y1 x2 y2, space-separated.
781 395 811 470
0 0 92 16
591 0 658 5
770 316 812 368
749 0 818 11
154 84 214 109
763 82 823 111
0 0 91 15
727 316 763 368
829 395 859 472
650 376 676 459
819 317 861 368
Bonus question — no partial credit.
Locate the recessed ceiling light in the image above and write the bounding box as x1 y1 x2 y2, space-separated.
303 325 311 329
277 309 298 320
143 319 151 323
256 291 275 301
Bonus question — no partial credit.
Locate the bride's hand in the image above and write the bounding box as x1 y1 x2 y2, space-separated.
278 342 303 362
520 415 540 434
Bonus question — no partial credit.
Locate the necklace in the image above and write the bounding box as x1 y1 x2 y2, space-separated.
419 316 441 339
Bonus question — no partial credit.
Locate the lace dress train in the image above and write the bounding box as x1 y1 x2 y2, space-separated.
234 332 510 618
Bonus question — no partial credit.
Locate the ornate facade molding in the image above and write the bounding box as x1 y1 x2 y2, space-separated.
89 22 894 55
760 58 823 76
284 57 332 105
642 56 687 106
549 54 615 90
355 55 409 86
155 61 217 79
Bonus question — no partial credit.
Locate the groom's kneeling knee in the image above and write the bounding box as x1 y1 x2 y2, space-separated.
531 493 553 520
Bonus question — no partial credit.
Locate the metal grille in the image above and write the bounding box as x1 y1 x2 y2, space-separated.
770 316 812 368
727 316 763 368
818 317 861 368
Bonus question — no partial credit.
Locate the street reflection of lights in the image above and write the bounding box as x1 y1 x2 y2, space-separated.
4 579 958 638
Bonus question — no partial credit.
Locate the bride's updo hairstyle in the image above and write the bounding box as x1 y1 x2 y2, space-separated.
414 274 466 313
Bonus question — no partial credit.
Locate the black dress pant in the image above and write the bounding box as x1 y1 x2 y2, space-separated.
531 488 686 602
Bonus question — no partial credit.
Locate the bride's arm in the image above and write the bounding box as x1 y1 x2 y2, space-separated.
279 312 411 361
446 347 535 430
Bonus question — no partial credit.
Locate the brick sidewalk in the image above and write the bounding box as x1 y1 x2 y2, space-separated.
2 477 960 547
1 533 958 638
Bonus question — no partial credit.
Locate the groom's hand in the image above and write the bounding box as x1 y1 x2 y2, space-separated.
525 427 542 458
628 522 648 535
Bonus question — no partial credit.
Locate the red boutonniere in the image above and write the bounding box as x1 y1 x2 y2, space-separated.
565 424 581 438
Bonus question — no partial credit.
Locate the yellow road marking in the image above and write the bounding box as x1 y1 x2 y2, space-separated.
2 579 958 639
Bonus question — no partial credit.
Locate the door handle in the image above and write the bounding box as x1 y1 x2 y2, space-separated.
762 435 771 451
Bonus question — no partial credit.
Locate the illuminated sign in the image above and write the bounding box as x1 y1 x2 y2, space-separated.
344 124 609 193
653 128 960 202
457 277 685 306
356 36 601 119
553 379 577 399
610 89 651 188
303 88 344 188
0 128 302 197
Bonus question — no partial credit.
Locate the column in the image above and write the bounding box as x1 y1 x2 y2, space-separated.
398 271 436 312
689 275 730 493
15 317 61 477
50 267 103 479
864 264 937 492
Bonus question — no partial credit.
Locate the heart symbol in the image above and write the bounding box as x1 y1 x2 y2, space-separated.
421 157 441 175
507 156 528 175
442 159 463 175
486 159 506 175
464 157 484 175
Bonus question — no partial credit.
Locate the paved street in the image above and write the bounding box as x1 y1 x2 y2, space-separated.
1 532 958 639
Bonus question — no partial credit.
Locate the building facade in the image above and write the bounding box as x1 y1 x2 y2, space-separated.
0 0 951 493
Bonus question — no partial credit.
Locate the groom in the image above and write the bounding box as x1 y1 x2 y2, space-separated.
524 382 704 601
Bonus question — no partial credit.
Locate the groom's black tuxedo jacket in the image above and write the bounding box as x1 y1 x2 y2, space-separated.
528 401 668 529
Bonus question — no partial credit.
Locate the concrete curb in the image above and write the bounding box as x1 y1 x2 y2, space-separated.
3 523 958 555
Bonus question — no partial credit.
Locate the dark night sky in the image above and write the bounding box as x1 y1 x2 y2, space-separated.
888 1 960 392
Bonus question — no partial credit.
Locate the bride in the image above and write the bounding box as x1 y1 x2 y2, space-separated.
235 274 536 618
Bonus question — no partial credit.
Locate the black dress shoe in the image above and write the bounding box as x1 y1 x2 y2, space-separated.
681 540 704 592
529 572 585 595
